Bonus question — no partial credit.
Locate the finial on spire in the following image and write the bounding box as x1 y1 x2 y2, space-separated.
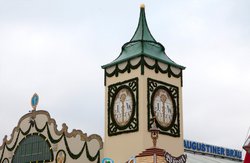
140 4 145 9
31 93 39 111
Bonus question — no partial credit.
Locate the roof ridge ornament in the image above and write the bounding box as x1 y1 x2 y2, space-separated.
31 93 39 112
140 3 145 9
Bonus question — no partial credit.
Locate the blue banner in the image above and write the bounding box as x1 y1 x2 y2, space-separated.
184 140 242 160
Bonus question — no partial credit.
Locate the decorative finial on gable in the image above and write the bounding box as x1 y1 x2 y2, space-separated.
31 93 39 111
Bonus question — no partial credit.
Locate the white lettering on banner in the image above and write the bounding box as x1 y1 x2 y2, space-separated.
164 152 187 163
184 140 242 160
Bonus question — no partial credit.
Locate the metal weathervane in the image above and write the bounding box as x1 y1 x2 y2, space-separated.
31 93 39 111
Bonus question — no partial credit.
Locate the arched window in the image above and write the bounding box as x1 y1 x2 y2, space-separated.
12 134 53 163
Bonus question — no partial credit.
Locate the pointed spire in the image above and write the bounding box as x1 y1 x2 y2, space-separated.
102 5 185 70
130 4 155 42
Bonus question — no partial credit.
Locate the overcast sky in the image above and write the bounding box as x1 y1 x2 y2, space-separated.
0 0 249 156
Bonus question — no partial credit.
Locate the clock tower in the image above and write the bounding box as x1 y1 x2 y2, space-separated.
102 5 185 162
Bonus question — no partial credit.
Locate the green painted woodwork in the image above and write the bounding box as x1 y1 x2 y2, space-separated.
102 7 185 70
147 78 180 137
12 135 52 163
108 78 139 136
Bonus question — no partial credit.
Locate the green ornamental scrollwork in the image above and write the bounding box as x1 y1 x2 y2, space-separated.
104 56 183 86
148 78 180 137
108 78 139 136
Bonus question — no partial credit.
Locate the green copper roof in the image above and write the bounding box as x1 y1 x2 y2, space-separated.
102 6 185 70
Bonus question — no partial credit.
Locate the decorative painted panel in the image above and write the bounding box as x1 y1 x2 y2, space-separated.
56 150 66 163
148 78 180 137
108 78 138 136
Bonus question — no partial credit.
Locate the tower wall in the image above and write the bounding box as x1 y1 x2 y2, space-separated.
103 58 184 162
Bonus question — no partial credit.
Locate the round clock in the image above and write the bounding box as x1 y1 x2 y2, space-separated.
112 87 134 127
152 87 175 128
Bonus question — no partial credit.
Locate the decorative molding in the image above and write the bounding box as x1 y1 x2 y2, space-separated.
104 56 183 86
108 78 139 136
147 78 180 137
0 110 103 163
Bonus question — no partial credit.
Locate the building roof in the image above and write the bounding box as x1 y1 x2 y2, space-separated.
136 147 166 157
186 152 243 163
128 149 243 163
102 5 185 70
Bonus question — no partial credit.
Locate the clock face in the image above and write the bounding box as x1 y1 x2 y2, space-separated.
108 78 138 136
153 88 174 128
113 88 133 127
148 78 180 137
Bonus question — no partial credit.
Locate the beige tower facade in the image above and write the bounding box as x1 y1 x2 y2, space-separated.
102 5 185 162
